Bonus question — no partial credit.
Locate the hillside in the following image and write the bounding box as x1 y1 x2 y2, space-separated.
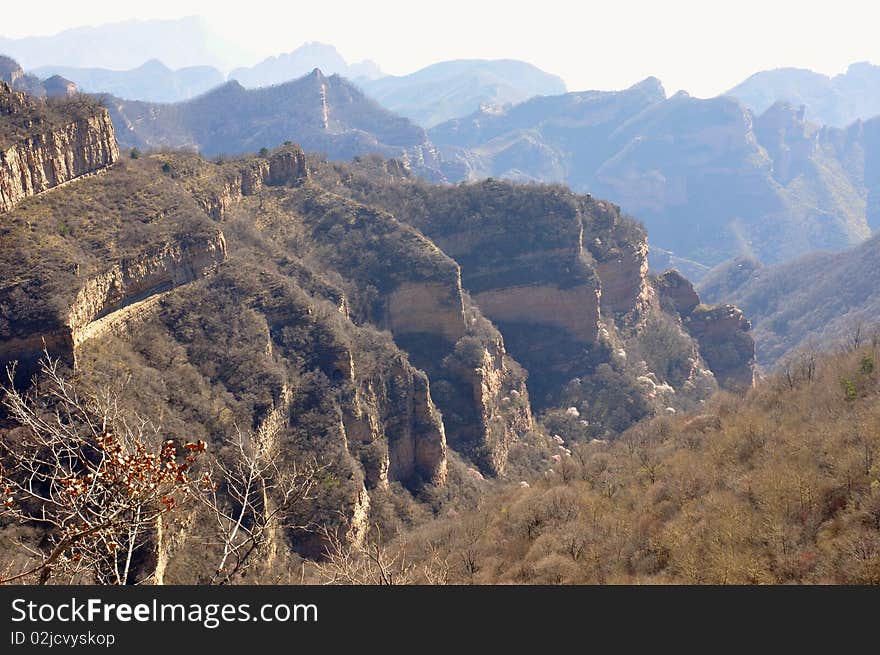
104 70 444 177
698 230 880 367
0 88 755 583
0 81 118 212
358 59 567 128
381 342 880 584
431 80 870 272
727 61 880 128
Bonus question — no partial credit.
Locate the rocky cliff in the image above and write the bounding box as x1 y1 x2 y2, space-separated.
0 109 760 580
0 81 118 213
307 162 752 441
656 270 755 389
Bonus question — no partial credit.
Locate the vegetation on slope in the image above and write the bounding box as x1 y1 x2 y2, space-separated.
373 343 880 584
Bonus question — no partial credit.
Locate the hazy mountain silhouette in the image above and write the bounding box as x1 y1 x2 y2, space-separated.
105 69 443 177
33 59 224 102
229 42 382 89
727 61 880 128
0 16 247 71
358 59 567 127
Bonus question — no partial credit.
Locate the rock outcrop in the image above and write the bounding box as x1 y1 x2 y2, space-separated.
192 146 309 219
685 305 755 390
655 270 755 389
0 232 228 375
0 81 118 213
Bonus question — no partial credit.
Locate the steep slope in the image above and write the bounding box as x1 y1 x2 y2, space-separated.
697 114 880 368
698 232 880 367
310 158 755 441
105 70 443 178
431 81 869 272
0 148 454 562
727 61 880 128
32 59 225 103
358 59 567 128
392 342 880 584
430 77 666 184
230 42 382 88
0 81 118 213
0 87 759 581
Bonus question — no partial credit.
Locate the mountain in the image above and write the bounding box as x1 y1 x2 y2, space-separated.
431 79 870 273
727 62 880 128
32 59 225 103
0 55 77 98
0 79 117 213
0 16 247 71
230 42 382 88
699 236 880 368
104 69 443 177
695 117 880 367
0 83 755 582
358 59 567 128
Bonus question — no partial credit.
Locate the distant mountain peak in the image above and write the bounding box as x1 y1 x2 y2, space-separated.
228 43 378 90
727 60 880 127
630 76 666 98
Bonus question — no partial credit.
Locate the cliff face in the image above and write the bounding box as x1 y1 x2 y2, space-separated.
0 128 761 578
656 270 755 389
685 305 755 390
0 82 118 213
306 162 754 436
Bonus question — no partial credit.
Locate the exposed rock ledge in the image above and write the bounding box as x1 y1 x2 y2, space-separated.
0 233 228 373
655 270 755 390
0 82 119 213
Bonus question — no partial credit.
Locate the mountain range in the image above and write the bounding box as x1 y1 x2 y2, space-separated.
103 69 444 178
229 42 382 88
356 59 567 128
727 61 880 128
33 59 225 103
0 82 756 582
5 20 880 586
431 79 873 274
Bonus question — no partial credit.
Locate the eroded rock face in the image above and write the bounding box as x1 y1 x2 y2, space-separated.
594 239 653 321
685 305 755 390
473 283 600 343
387 281 466 344
0 232 228 376
452 335 532 474
655 269 700 316
196 147 309 219
654 270 755 390
0 82 119 213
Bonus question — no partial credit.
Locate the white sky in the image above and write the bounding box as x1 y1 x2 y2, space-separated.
3 0 879 97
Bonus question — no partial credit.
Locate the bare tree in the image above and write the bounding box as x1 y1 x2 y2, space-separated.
197 425 321 585
0 358 208 585
315 525 414 585
314 524 449 585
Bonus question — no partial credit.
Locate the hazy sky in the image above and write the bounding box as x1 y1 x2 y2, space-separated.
3 0 879 97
